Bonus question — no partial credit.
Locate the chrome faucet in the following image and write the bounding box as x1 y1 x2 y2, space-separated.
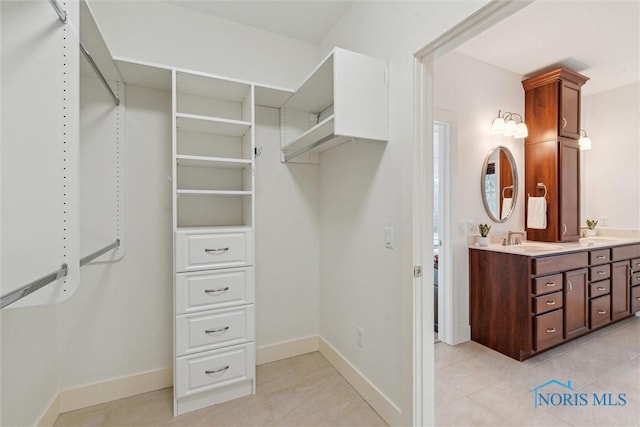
506 231 526 245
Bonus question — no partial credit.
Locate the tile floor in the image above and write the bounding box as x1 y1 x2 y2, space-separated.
54 352 387 427
435 316 640 426
55 316 639 427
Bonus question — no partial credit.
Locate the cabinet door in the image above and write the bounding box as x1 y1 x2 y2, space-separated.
564 268 588 339
559 80 580 139
611 261 631 321
559 139 580 242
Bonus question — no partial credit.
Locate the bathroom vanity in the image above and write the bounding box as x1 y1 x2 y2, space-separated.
469 238 640 361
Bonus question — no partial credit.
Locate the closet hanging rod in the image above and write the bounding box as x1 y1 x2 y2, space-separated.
0 264 68 310
79 43 120 106
49 0 67 23
283 133 336 162
80 239 120 266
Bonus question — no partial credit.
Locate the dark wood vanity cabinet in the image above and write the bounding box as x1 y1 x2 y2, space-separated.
522 68 589 243
470 243 638 361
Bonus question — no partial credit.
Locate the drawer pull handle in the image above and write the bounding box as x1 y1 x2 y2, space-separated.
561 117 567 129
596 255 606 259
546 328 557 333
545 300 557 306
205 287 230 295
597 287 606 291
597 271 606 275
597 310 607 315
567 280 573 292
545 282 556 287
205 365 230 375
636 297 640 301
205 326 229 334
205 248 229 254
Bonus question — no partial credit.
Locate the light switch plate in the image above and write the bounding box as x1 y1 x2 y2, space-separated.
384 227 394 248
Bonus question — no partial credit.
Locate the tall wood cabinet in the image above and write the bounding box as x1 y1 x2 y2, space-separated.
522 67 589 242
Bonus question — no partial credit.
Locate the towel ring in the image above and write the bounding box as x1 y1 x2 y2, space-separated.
536 182 547 198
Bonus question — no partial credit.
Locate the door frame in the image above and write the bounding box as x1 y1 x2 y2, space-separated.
411 1 533 425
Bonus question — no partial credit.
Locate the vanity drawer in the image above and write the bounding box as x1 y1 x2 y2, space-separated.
176 229 254 272
533 291 563 315
533 274 563 295
590 264 611 281
633 271 640 288
612 244 640 262
175 343 254 398
175 267 255 315
534 309 563 351
631 286 640 313
590 295 611 329
589 249 611 265
176 306 254 356
631 258 640 273
589 279 610 298
532 252 588 276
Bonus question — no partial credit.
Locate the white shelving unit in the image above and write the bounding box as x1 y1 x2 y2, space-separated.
172 69 256 415
280 47 389 163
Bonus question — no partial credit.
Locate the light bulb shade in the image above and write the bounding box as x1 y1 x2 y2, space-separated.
491 117 506 134
579 136 592 150
503 119 516 136
514 122 528 138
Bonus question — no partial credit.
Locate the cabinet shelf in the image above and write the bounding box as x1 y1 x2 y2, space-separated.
177 189 252 197
176 155 251 169
176 113 251 137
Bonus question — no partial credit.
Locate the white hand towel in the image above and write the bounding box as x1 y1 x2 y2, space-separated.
501 197 513 220
527 196 547 229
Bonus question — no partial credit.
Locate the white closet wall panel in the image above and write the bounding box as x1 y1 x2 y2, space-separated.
1 0 79 306
79 76 124 263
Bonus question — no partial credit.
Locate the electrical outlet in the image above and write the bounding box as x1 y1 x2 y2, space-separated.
356 327 364 348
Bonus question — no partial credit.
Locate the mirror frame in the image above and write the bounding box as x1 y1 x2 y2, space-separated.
481 145 518 223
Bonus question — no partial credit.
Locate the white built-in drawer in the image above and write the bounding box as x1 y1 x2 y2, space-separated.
175 268 254 315
176 306 254 356
175 228 254 273
175 343 255 398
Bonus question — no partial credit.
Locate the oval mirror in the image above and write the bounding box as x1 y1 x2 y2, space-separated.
481 146 518 223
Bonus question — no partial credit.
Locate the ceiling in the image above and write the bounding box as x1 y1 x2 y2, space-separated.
168 1 639 96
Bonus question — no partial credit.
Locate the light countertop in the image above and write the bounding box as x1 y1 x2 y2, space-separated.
469 229 640 257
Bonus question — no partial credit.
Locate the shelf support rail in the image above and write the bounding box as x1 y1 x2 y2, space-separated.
80 239 120 266
283 133 336 162
0 264 68 310
49 0 67 23
79 43 121 106
0 239 120 310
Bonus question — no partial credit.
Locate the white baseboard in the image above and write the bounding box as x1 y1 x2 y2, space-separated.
256 335 319 365
318 337 402 426
36 367 172 425
36 393 60 427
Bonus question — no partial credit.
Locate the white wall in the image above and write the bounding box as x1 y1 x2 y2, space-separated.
255 106 320 349
317 1 489 422
582 82 640 229
434 51 526 342
89 0 320 89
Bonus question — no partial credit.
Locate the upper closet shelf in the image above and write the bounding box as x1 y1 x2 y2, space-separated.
176 113 251 137
280 47 389 163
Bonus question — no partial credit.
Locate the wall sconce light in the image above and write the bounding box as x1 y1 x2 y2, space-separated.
491 110 528 139
579 129 592 150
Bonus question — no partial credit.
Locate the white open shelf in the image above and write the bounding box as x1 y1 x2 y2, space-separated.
281 115 351 159
176 70 251 102
176 113 251 137
176 189 252 196
176 155 251 169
